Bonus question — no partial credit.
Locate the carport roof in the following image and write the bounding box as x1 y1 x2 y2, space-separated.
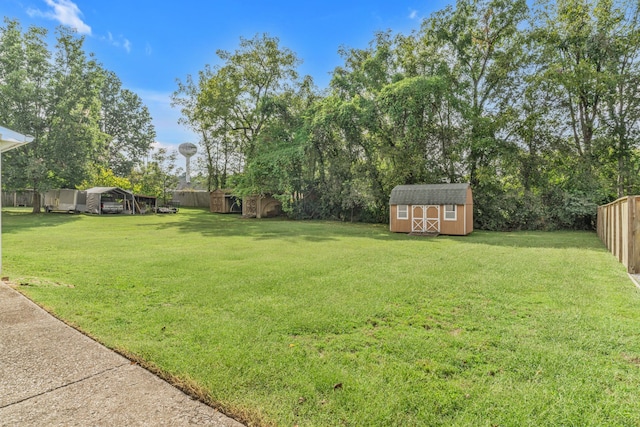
85 187 132 195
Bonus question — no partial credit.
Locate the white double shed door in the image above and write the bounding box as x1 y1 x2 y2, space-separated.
411 205 440 233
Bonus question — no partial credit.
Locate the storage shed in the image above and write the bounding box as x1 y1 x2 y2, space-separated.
242 195 281 218
389 183 473 235
209 189 242 213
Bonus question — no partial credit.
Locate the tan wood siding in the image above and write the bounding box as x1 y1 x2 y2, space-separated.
389 205 412 233
390 203 473 235
438 204 467 235
465 187 474 234
597 196 640 273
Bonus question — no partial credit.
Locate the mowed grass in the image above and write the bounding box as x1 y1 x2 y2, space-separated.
4 207 640 426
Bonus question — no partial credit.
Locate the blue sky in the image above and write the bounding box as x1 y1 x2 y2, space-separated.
3 0 452 166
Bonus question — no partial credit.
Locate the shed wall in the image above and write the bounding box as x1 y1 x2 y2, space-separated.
389 205 412 233
242 195 281 218
210 190 228 213
390 203 471 235
465 186 473 234
440 204 469 235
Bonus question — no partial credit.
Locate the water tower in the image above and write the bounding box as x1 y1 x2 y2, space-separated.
178 142 197 183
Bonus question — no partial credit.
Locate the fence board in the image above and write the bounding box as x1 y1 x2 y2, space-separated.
597 196 640 273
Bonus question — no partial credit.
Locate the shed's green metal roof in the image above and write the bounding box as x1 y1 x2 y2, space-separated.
389 183 471 205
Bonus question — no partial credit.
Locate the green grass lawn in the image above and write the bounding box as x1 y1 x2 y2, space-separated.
4 207 640 426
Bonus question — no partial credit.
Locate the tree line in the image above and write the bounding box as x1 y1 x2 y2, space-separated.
3 0 639 229
174 0 640 230
0 18 180 211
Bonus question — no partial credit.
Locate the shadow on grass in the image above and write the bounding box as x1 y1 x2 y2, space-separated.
136 208 604 250
1 207 605 250
137 210 401 242
2 209 84 233
461 229 604 251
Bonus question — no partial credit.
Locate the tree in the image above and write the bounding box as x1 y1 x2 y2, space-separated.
174 34 302 192
522 0 640 228
173 67 241 191
1 23 107 212
596 1 640 196
98 69 155 176
323 31 407 221
0 19 156 212
0 19 50 210
238 76 319 212
421 0 529 188
533 0 607 163
79 165 134 190
196 33 302 159
135 147 180 204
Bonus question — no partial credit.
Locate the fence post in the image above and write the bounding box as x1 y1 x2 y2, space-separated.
629 196 640 273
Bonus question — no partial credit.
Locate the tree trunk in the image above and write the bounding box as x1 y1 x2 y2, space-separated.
32 191 41 213
618 150 624 198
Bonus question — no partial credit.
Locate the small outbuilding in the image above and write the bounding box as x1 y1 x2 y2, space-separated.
389 183 473 235
209 189 242 213
242 195 281 218
44 189 87 213
85 187 134 214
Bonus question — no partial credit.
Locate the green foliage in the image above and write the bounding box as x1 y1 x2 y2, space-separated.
174 34 305 194
98 70 156 176
0 18 155 212
78 166 135 191
133 147 180 203
174 0 640 231
5 210 640 426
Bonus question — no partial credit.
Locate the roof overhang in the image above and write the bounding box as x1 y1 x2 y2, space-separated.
0 126 34 153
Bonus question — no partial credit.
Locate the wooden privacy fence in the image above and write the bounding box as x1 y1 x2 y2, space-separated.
597 196 640 273
1 190 40 207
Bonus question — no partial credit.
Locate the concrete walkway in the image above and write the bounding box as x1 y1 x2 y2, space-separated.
0 282 244 427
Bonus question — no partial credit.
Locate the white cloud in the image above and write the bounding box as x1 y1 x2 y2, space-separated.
409 9 419 20
145 43 153 56
27 0 91 34
28 2 132 54
101 32 132 53
151 141 169 150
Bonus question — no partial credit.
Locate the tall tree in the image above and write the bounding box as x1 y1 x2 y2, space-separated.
36 27 106 207
1 19 156 212
597 1 640 196
325 32 406 221
173 67 241 191
0 18 50 210
134 147 180 204
533 0 604 161
420 0 528 187
98 69 155 176
196 33 301 160
239 76 318 203
524 0 640 230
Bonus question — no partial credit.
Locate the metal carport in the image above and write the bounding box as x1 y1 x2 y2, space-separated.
85 187 134 215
